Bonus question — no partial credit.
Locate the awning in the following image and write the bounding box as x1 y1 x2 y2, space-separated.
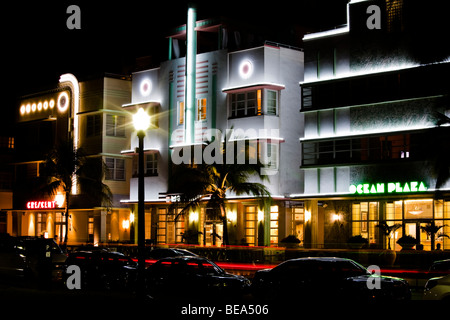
222 82 285 93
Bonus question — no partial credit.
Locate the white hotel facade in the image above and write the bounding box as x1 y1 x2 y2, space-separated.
121 13 305 247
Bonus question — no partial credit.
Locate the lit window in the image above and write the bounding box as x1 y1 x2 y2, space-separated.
257 89 262 115
245 206 257 246
230 89 277 118
106 114 125 137
270 206 279 245
178 101 184 125
197 98 207 121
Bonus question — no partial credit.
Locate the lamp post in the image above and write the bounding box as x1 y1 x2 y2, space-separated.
133 108 150 296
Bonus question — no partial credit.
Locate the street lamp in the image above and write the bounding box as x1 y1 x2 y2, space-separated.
133 107 150 296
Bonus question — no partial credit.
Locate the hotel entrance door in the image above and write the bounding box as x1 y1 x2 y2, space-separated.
204 222 222 246
404 221 434 251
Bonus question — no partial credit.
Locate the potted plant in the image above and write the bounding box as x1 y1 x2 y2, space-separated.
397 235 417 250
279 235 301 248
376 222 402 266
347 235 368 249
181 229 203 245
420 223 449 250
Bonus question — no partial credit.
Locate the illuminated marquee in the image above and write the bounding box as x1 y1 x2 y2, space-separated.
349 181 427 195
19 91 71 121
26 201 57 210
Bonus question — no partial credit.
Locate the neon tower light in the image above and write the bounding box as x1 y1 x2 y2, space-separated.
185 6 197 144
59 73 80 195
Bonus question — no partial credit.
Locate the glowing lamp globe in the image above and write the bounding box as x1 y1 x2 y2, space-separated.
133 108 150 132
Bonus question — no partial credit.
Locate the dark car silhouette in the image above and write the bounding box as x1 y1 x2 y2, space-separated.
64 249 137 290
145 256 250 300
251 257 410 302
0 235 67 283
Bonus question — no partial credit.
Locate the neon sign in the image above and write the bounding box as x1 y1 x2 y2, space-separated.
349 181 427 195
26 201 57 210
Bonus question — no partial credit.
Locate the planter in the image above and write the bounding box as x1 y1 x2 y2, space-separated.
399 244 416 250
347 235 368 250
396 235 417 251
281 243 300 249
348 243 365 249
379 249 396 266
279 235 301 249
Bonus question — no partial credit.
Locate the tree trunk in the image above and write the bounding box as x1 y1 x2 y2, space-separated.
431 221 436 251
64 191 70 249
221 203 229 246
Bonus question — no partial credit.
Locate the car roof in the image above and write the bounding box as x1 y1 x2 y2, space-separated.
157 256 207 262
284 257 355 263
432 259 450 265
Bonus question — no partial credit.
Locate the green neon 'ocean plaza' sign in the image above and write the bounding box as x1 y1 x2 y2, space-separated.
349 181 427 195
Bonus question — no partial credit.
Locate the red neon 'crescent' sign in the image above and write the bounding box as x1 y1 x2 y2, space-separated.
26 201 57 210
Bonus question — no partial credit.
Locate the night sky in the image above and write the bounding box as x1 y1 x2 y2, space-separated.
3 0 348 124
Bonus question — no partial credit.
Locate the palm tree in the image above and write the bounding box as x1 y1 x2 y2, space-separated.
168 136 272 246
420 222 449 250
40 140 112 247
376 221 402 250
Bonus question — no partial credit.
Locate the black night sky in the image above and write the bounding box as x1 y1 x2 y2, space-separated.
2 0 349 123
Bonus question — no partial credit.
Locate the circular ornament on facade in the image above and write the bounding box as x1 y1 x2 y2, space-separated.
57 92 69 112
239 59 253 79
140 78 152 97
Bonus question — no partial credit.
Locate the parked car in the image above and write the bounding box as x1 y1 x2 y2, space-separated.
251 257 411 302
427 259 450 278
0 234 67 283
423 274 450 301
145 256 250 300
64 249 137 290
146 248 198 260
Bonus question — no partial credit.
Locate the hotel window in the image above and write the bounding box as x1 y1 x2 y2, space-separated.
178 101 184 125
292 207 304 243
230 90 262 118
351 202 379 244
266 90 277 115
302 133 416 166
106 114 125 137
37 213 47 237
245 206 257 246
268 143 279 169
0 137 14 149
387 0 403 33
175 208 185 243
145 153 158 176
157 208 167 244
133 153 158 177
86 115 102 137
197 98 207 121
270 206 279 245
0 211 6 233
88 216 94 242
55 212 66 242
105 158 125 181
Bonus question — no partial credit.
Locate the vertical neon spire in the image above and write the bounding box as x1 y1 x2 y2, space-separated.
185 5 197 144
59 73 80 194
